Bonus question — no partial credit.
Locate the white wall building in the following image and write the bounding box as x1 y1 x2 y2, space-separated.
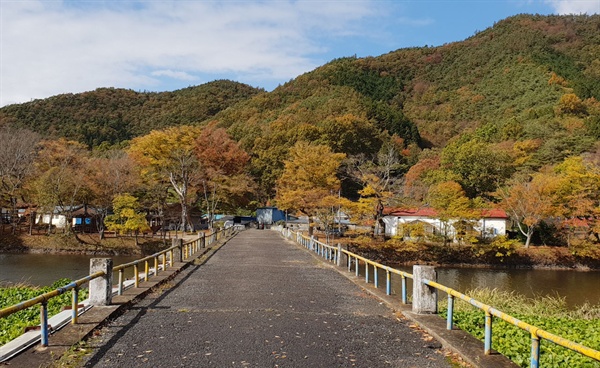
382 208 509 241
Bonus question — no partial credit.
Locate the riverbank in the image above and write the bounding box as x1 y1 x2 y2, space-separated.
343 236 600 270
0 233 169 256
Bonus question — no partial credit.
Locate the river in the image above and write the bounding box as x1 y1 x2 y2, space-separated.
0 253 139 287
390 265 600 308
1 253 599 308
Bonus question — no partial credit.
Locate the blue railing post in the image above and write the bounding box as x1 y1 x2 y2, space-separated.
365 262 369 283
386 270 391 295
484 312 492 355
531 332 541 368
72 287 79 324
447 294 454 330
401 275 407 304
40 302 49 346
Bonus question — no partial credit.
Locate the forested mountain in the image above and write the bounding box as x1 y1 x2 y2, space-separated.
0 80 262 147
208 14 600 197
1 14 599 203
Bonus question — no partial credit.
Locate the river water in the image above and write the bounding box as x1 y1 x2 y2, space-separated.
390 265 600 308
1 253 599 308
0 253 139 287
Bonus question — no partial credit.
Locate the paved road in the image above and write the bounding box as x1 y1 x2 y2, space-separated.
82 229 450 367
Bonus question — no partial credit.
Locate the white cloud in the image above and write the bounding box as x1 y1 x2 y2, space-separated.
150 70 196 81
0 0 378 106
545 0 600 14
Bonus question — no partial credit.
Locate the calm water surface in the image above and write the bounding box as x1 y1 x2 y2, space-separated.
0 253 138 287
389 265 600 308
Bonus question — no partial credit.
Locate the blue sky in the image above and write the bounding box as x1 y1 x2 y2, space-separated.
1 0 599 106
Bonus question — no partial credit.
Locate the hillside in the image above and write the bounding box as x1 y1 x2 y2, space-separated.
208 14 600 197
0 80 262 147
1 14 599 201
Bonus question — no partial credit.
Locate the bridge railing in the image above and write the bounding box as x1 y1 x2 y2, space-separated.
278 226 600 368
0 226 236 358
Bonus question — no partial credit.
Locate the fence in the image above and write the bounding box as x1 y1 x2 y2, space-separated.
280 227 600 368
0 227 235 361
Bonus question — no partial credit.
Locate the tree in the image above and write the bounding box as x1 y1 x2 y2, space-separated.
427 181 475 244
104 194 150 246
0 127 40 234
441 139 514 199
85 150 140 237
129 126 203 232
276 141 346 235
551 156 600 242
29 139 91 234
498 174 558 248
195 126 253 228
346 140 408 234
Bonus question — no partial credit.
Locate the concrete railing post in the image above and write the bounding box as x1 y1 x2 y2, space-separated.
89 258 113 306
172 238 183 263
337 243 347 267
412 265 437 314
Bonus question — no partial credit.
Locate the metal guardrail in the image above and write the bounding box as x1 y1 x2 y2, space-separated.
0 227 235 353
279 227 600 368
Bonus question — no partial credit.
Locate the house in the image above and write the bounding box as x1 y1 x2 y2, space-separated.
382 207 509 241
37 205 100 231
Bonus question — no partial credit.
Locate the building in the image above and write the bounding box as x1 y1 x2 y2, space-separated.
382 207 509 241
256 207 287 225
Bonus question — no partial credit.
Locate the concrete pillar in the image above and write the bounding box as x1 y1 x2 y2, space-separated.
412 265 437 314
337 243 348 267
89 258 113 306
172 238 183 263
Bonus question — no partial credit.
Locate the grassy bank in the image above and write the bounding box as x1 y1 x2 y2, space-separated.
438 289 600 367
0 279 89 346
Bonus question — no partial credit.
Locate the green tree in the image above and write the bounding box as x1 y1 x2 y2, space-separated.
441 139 514 198
427 181 475 244
105 194 150 246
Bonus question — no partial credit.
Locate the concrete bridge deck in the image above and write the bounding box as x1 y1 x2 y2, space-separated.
79 229 450 367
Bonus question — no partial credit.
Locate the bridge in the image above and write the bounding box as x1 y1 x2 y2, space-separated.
4 228 599 367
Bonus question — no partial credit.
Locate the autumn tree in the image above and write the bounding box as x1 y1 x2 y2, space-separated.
85 150 140 237
346 140 406 234
129 126 203 232
29 139 92 233
195 126 253 228
0 127 40 233
498 174 558 248
276 141 346 235
551 156 600 242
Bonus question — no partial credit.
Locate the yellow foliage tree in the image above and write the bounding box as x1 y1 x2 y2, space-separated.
129 126 203 232
276 141 346 235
